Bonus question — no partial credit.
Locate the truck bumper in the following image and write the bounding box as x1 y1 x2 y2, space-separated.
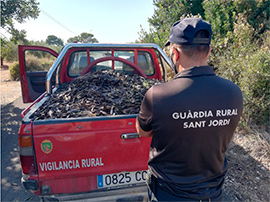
21 175 39 191
42 184 148 202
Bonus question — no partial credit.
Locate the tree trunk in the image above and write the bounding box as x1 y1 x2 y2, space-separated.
1 57 4 67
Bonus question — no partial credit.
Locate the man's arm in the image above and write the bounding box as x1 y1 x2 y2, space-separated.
136 117 153 137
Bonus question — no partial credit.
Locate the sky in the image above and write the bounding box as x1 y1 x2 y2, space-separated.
13 0 155 44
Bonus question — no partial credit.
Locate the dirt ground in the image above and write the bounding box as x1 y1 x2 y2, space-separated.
223 128 270 201
1 68 269 201
0 68 22 105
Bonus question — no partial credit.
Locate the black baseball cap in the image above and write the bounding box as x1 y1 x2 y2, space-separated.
165 18 212 46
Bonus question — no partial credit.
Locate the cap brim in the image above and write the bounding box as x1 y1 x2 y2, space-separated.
164 40 170 47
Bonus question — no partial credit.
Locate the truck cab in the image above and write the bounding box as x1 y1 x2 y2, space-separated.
19 43 169 103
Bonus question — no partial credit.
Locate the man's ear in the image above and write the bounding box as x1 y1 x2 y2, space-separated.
173 47 179 61
206 46 212 59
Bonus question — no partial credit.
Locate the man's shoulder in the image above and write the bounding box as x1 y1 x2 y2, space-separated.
148 82 174 93
215 76 242 92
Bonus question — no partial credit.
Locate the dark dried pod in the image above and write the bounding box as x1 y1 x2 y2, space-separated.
31 70 162 120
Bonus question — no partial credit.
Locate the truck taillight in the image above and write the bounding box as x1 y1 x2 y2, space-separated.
19 136 36 174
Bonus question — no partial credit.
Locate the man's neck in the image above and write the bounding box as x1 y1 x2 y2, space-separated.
178 60 207 72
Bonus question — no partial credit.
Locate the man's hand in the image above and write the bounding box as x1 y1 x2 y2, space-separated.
136 118 153 137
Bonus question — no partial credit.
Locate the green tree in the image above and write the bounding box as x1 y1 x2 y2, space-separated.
67 32 98 43
1 0 40 32
46 35 64 46
1 0 40 65
138 0 270 47
29 40 63 53
203 0 270 39
137 0 204 47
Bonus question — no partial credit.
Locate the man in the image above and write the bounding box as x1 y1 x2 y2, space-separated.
136 18 243 201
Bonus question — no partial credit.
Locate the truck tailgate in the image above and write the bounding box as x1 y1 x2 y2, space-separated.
32 115 151 195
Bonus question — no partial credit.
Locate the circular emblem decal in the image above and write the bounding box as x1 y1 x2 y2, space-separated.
41 139 53 154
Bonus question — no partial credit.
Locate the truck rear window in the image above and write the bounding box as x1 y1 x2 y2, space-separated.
137 51 154 75
114 50 135 74
68 51 88 76
67 50 154 77
90 50 113 72
113 50 154 76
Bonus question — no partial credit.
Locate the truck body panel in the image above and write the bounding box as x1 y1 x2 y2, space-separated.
33 117 150 180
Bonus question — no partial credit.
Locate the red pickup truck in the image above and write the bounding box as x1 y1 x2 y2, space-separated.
18 43 171 201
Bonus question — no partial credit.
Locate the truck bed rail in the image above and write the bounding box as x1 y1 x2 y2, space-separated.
21 91 47 118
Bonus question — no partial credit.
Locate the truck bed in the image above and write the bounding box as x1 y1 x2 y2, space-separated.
21 93 151 196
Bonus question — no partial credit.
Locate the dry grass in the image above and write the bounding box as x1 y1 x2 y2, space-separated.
223 126 270 201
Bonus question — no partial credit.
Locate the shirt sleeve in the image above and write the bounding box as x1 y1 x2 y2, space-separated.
137 86 153 132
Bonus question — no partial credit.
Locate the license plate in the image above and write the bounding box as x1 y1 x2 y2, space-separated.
97 170 147 188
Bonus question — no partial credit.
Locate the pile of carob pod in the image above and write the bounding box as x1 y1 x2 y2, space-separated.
31 70 161 120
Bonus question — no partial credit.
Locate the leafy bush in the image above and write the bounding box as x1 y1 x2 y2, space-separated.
25 54 55 71
210 16 270 126
9 62 20 80
4 42 18 62
41 59 54 70
238 48 270 125
9 54 55 80
25 54 42 71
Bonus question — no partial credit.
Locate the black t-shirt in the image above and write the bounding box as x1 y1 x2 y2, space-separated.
137 66 243 199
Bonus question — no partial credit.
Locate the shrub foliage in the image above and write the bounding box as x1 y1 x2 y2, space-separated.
210 16 270 126
9 53 55 80
9 62 20 80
